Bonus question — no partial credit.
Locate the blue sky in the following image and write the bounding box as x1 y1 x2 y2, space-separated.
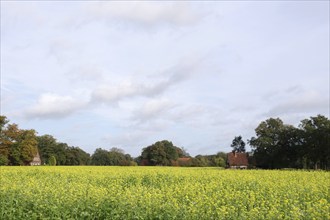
1 1 329 157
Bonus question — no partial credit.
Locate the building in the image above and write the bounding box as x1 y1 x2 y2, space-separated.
226 152 249 169
176 157 192 166
30 151 41 166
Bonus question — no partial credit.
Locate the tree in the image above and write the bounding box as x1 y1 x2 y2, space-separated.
37 135 58 165
0 154 9 165
49 155 56 166
299 115 330 169
0 115 91 166
4 123 22 165
0 116 38 165
19 129 38 165
65 146 90 165
91 148 110 165
91 147 134 166
249 118 287 169
231 136 246 153
0 116 10 164
141 140 180 166
54 143 69 165
216 152 227 161
190 152 227 167
277 125 301 168
209 155 225 167
37 135 90 166
249 117 309 169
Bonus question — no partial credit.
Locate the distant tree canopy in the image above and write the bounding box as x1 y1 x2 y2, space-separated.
37 134 90 165
0 116 38 165
231 135 246 153
249 115 330 169
141 140 185 166
191 152 226 167
299 115 330 169
91 147 136 166
49 155 56 166
0 114 329 169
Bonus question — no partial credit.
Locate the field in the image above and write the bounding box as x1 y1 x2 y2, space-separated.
0 167 329 220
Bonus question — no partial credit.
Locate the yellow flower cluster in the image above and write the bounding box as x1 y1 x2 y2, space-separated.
0 167 329 219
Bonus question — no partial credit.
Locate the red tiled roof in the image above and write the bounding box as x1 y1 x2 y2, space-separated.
177 157 191 162
227 152 248 166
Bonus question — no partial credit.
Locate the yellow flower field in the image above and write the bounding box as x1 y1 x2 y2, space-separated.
0 167 329 219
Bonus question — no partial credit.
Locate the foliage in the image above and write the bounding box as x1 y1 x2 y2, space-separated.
249 115 330 169
37 135 90 166
36 135 59 164
299 115 330 169
0 167 329 219
231 135 246 153
65 146 90 165
91 147 135 166
0 154 9 166
1 114 329 169
0 116 38 165
249 118 287 169
49 155 56 166
189 152 226 167
141 140 182 166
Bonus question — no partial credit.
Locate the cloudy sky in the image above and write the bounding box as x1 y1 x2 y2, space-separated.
1 1 329 157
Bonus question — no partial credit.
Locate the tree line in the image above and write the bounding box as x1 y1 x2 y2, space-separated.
0 116 91 166
249 115 329 170
0 114 329 169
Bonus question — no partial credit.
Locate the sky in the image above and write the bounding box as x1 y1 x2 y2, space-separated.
1 1 329 157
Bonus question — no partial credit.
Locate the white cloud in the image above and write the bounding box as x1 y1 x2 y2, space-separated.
131 98 176 122
47 37 76 64
91 60 200 104
267 90 328 116
91 81 149 103
1 1 328 157
25 93 87 119
86 2 202 27
70 65 104 81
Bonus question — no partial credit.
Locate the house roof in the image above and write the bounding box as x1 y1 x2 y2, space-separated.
31 151 41 163
227 152 248 166
177 157 191 162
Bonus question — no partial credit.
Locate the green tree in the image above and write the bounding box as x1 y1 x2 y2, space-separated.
91 148 110 165
91 147 133 166
249 117 313 169
4 124 22 165
141 140 180 166
0 154 9 165
0 118 38 165
216 152 227 161
190 153 226 167
277 125 301 168
0 116 10 164
19 129 38 165
37 135 58 165
191 155 209 167
1 116 91 166
299 115 330 169
231 136 246 153
108 148 124 165
49 155 56 166
54 143 69 165
249 118 287 169
64 146 90 165
37 135 90 166
212 156 226 167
